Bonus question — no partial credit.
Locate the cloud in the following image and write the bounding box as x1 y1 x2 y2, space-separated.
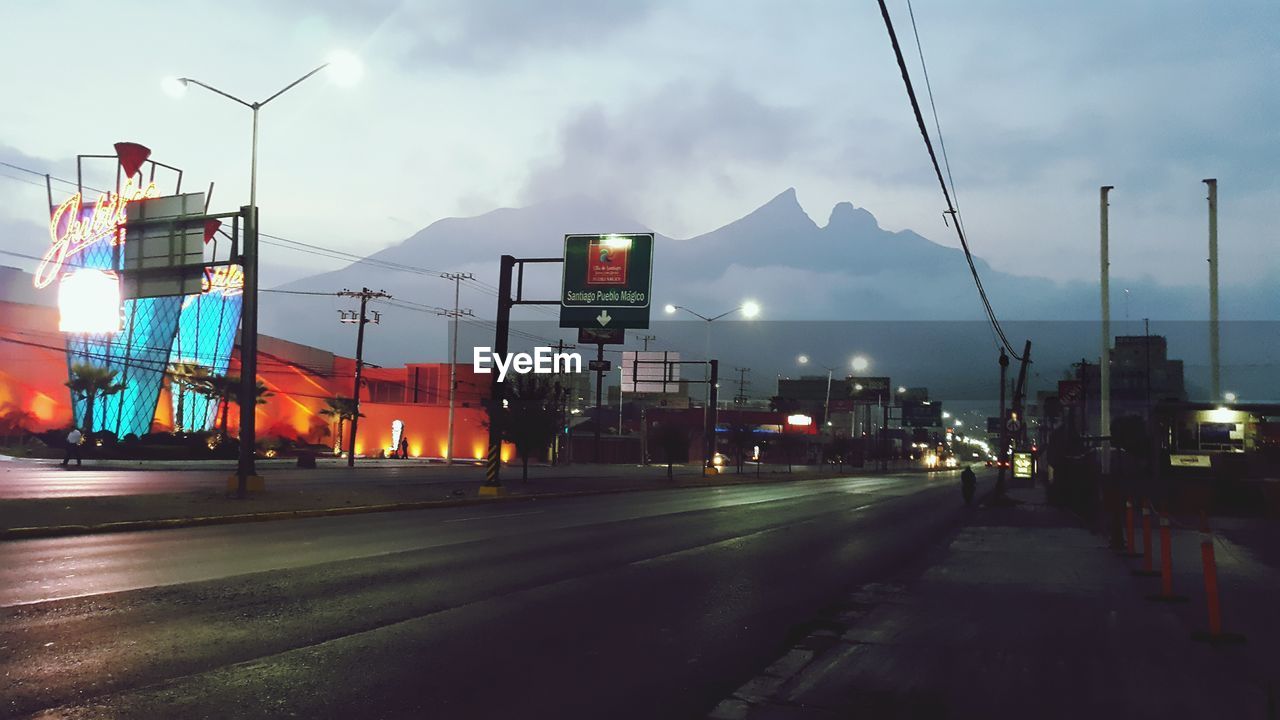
266 0 664 70
523 80 809 228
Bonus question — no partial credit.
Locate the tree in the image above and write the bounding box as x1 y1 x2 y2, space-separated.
319 396 362 454
779 431 804 473
168 362 213 432
494 375 564 481
724 421 754 473
206 375 274 439
769 395 803 414
651 421 691 480
65 363 126 433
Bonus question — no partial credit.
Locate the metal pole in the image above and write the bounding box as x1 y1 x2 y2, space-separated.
1204 178 1220 400
484 256 514 489
346 289 370 468
235 104 262 496
823 368 832 429
618 366 624 435
997 349 1009 495
1100 185 1113 476
706 360 719 472
594 343 604 462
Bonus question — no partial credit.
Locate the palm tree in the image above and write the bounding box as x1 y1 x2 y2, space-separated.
65 363 126 433
319 396 362 454
205 374 273 439
168 362 212 432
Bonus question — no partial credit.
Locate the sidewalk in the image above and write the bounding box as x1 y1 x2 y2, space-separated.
0 463 939 540
710 484 1276 719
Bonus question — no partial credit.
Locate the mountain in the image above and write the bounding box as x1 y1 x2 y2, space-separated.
259 188 1279 369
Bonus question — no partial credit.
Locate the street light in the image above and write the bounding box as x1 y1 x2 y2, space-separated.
851 355 870 373
665 300 761 470
167 51 360 495
798 354 835 430
1224 392 1237 403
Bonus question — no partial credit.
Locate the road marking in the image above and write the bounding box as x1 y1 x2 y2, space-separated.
442 510 544 524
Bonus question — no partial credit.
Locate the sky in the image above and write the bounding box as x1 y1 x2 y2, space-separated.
1 0 1276 290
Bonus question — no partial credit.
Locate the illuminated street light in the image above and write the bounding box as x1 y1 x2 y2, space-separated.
797 354 836 431
943 411 952 419
851 355 870 372
666 300 762 470
1224 392 1237 403
898 385 907 394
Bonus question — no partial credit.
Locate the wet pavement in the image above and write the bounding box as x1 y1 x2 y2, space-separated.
0 470 979 719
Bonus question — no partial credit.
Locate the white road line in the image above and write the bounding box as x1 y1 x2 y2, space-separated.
442 510 545 523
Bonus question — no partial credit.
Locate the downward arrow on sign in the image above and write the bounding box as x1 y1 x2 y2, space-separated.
596 310 612 326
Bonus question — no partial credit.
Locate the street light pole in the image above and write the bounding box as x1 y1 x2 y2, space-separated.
170 57 357 496
666 301 760 470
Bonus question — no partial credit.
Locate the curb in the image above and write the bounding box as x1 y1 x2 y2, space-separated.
1 468 946 541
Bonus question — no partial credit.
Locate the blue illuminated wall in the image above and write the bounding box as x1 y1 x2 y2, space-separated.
169 287 243 431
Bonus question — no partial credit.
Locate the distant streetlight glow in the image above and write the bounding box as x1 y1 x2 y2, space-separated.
898 385 907 394
1224 392 1237 402
797 354 810 365
943 411 952 419
741 300 761 318
851 356 870 372
664 304 677 314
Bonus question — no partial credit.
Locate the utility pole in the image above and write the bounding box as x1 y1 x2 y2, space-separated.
733 367 751 406
639 334 657 351
440 272 474 464
1100 185 1113 477
338 287 389 468
1204 178 1220 401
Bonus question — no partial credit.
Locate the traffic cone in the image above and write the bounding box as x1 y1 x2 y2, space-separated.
1146 509 1187 603
1191 512 1244 644
1132 500 1160 577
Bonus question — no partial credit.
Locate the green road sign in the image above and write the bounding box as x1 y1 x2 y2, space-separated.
560 233 653 329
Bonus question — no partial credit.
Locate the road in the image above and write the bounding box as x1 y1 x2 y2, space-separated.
1 470 981 719
0 458 819 499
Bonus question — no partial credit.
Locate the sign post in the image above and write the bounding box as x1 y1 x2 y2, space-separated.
560 233 654 329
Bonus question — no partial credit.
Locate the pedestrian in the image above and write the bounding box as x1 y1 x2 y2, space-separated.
961 465 976 505
62 426 83 468
398 436 409 459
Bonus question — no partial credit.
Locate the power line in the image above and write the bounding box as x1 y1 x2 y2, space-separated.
877 0 1020 360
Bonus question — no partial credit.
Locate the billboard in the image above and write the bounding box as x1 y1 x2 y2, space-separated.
902 400 943 427
622 351 680 393
848 376 891 404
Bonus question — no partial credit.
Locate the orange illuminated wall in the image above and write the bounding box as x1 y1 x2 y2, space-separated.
0 301 73 432
350 402 503 460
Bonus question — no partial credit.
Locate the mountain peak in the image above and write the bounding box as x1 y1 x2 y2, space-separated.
825 201 880 234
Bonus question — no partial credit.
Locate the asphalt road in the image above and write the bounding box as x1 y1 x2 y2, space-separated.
0 459 803 499
1 470 981 719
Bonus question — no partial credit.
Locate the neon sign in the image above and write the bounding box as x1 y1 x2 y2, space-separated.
202 265 245 296
35 180 160 289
